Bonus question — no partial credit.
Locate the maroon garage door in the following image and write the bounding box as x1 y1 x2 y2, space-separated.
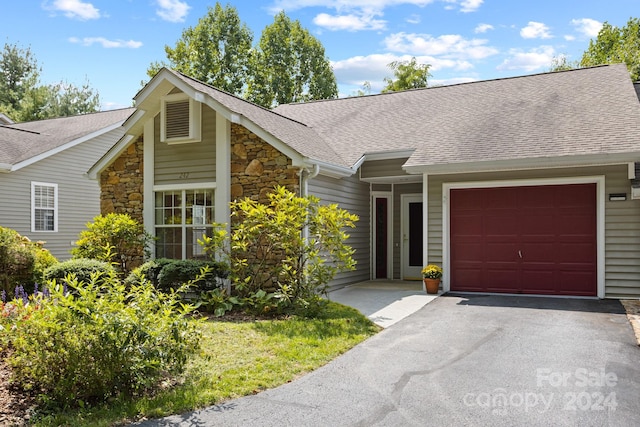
450 183 597 296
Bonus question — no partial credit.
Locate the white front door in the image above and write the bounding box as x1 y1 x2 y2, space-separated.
402 194 423 280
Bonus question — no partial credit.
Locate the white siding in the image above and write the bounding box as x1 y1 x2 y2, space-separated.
308 173 371 288
0 127 125 260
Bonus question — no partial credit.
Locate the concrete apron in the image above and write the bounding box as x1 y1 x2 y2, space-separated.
327 280 441 328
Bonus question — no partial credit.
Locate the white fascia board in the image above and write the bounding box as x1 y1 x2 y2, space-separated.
403 152 640 176
0 163 11 172
302 158 356 178
11 121 127 173
87 134 135 179
363 149 415 161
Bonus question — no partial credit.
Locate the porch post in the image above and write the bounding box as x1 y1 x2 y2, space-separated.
422 173 429 284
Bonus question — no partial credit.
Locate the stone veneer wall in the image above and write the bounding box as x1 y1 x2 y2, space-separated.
230 123 300 201
100 136 144 223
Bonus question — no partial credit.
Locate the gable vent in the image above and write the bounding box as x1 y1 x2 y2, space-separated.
165 100 190 139
160 93 202 144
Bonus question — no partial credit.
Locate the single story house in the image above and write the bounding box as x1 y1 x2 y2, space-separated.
0 108 134 259
89 64 640 299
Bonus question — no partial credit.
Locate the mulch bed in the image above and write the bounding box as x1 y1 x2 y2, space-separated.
0 349 36 427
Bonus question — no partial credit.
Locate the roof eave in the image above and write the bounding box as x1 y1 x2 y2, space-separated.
404 152 640 175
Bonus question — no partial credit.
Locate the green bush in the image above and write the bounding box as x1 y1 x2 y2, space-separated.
126 258 229 293
0 226 57 297
6 273 201 408
43 258 115 286
72 213 152 275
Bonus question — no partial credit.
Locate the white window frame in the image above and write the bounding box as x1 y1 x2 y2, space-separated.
31 182 58 232
160 93 202 144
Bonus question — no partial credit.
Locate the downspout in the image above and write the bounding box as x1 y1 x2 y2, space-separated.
299 163 320 198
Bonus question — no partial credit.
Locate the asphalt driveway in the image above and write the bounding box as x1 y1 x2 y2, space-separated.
137 294 640 426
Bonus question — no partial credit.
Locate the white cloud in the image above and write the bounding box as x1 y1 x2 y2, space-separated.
69 37 143 49
313 12 386 31
384 32 499 60
520 21 552 39
570 18 602 38
155 0 190 23
406 14 421 24
474 23 494 33
269 0 480 16
564 35 576 41
459 0 483 13
497 46 555 72
46 0 100 20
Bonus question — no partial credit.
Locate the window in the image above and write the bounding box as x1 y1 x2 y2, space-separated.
160 94 201 144
155 188 214 259
31 182 57 232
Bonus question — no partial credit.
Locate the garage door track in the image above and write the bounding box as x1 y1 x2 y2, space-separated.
136 295 640 426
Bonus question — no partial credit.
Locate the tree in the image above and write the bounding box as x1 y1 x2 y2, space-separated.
549 55 580 72
580 17 640 81
0 42 101 122
246 11 338 108
0 42 40 118
382 57 431 92
200 186 358 314
147 3 254 95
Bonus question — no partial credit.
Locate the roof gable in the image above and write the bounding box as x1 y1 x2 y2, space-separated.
0 108 133 172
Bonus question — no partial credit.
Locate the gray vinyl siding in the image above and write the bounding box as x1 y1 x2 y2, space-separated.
0 127 125 260
426 165 640 299
308 173 371 288
154 106 216 186
361 158 412 180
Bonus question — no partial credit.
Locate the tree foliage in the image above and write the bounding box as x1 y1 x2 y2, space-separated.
580 17 640 81
246 11 338 108
549 55 580 72
382 57 431 92
149 3 338 108
0 42 100 122
148 3 254 95
200 186 358 314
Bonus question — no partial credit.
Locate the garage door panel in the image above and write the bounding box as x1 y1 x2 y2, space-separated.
450 183 596 296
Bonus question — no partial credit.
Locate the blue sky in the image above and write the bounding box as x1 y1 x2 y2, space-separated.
0 1 635 110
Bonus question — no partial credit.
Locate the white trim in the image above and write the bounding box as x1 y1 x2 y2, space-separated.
629 162 636 180
31 182 58 233
364 149 415 161
401 193 423 280
371 191 393 279
88 134 134 180
160 93 202 144
442 175 605 298
215 111 230 229
153 182 217 192
143 119 155 246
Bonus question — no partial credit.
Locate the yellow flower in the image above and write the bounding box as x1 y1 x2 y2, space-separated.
421 264 443 279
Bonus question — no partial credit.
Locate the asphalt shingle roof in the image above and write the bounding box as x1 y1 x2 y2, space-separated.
274 64 640 169
0 108 134 166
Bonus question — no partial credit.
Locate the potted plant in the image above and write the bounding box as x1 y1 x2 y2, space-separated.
421 264 443 294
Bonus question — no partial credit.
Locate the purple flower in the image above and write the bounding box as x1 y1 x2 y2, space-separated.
1 290 5 303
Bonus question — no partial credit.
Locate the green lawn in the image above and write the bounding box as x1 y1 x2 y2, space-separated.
33 302 380 426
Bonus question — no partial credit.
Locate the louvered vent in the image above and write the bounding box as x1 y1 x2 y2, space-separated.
165 100 190 139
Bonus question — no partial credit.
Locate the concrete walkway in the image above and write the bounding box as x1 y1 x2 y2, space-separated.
327 280 440 328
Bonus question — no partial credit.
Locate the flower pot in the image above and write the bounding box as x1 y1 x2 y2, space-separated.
423 278 440 294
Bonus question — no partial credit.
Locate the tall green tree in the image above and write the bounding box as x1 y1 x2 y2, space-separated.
382 57 431 93
246 11 338 108
147 3 254 95
549 55 580 72
580 17 640 81
0 42 100 122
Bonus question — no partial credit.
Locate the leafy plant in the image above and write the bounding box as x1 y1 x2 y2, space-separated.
43 258 115 287
5 271 201 408
72 213 153 275
200 186 358 315
0 226 57 297
126 258 229 293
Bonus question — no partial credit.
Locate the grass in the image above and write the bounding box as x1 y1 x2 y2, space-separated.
32 301 380 426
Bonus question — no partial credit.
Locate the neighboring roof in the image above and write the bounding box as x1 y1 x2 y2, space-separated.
274 64 640 172
0 108 134 171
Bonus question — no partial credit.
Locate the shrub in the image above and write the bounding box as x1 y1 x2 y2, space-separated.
6 273 201 408
126 258 229 293
72 213 152 275
0 226 57 297
200 186 358 315
43 258 115 286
